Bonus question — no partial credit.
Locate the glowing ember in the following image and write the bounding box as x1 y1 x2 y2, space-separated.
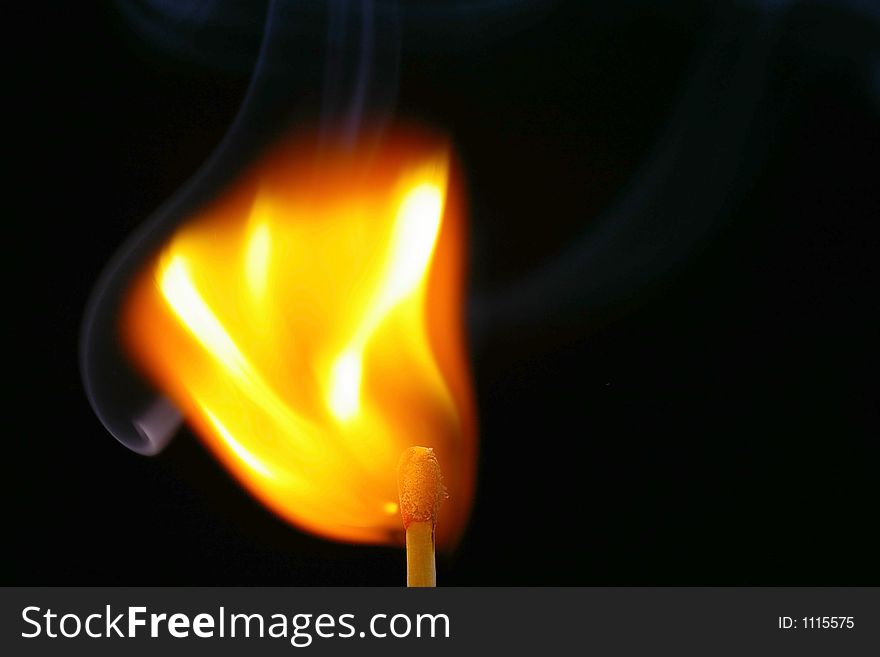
122 128 477 547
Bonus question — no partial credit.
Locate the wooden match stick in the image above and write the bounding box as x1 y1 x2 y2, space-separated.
397 446 445 587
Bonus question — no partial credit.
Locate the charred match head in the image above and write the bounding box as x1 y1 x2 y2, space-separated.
397 446 445 529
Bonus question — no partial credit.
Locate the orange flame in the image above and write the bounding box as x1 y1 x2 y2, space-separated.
122 128 476 547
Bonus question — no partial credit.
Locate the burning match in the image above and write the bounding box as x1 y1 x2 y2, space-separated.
397 447 445 587
99 127 476 579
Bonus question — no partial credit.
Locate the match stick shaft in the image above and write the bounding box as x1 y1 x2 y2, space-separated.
405 521 436 587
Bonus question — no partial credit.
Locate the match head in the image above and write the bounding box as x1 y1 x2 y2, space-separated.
397 446 445 529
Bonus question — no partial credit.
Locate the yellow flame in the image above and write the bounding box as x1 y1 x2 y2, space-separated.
244 222 271 299
122 129 476 546
326 178 446 422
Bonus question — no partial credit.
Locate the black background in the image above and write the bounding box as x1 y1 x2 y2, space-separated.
7 1 879 584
